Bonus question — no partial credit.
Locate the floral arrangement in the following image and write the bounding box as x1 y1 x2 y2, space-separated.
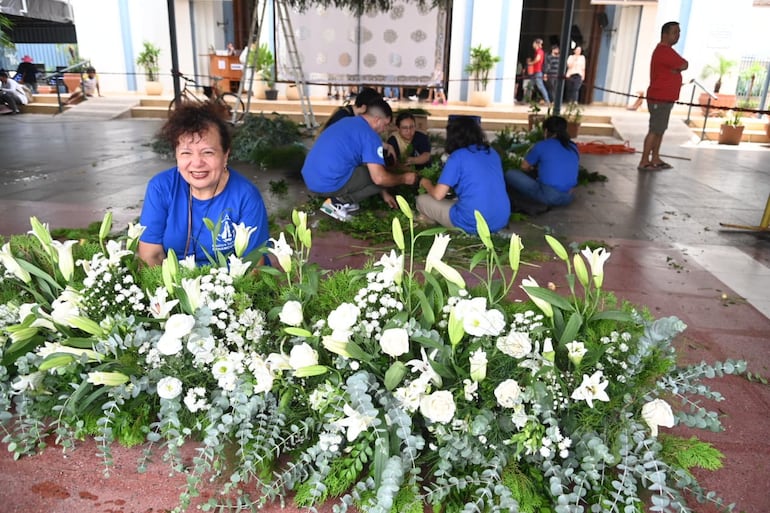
0 202 745 513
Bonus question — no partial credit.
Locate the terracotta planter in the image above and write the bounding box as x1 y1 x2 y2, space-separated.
528 114 545 131
699 93 736 116
718 124 744 145
62 73 81 93
468 90 491 107
285 85 300 100
567 121 581 139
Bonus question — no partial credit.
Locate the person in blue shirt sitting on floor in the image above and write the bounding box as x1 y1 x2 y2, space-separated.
138 102 269 267
505 115 579 213
416 115 511 235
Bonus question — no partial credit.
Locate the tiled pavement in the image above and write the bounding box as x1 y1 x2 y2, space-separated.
0 105 768 513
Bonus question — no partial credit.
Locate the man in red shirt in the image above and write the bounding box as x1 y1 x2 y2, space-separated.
527 38 551 104
638 21 688 171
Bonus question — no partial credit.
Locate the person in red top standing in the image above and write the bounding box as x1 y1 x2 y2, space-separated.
527 38 550 104
638 21 688 171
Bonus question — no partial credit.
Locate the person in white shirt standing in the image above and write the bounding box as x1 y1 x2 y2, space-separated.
0 69 29 114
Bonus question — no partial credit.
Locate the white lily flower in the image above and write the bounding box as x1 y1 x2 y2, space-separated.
0 242 31 284
469 349 487 382
233 222 258 257
179 254 197 270
11 372 45 394
249 356 275 394
127 222 146 242
227 254 252 277
335 403 376 442
105 239 132 265
87 371 130 387
266 352 292 372
50 240 77 282
147 287 179 319
571 370 610 408
406 347 442 387
18 303 55 331
565 341 587 366
36 342 102 362
322 334 351 358
520 276 554 318
181 277 202 312
580 247 611 288
453 297 505 337
376 250 403 285
425 234 465 288
267 232 293 273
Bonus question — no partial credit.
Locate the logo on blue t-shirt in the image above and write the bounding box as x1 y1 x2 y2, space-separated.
214 213 235 253
377 146 384 159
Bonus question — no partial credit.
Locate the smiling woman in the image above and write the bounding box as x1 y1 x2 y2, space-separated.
137 102 270 267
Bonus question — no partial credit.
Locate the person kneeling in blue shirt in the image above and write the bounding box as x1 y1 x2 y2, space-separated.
505 115 579 213
416 116 511 235
301 97 417 222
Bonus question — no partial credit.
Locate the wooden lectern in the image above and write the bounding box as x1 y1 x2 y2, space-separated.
209 54 243 93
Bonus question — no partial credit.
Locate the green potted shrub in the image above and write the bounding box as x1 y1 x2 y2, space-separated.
564 102 583 139
136 41 162 95
718 109 744 145
464 45 499 107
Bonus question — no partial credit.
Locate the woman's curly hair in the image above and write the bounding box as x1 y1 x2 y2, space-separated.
158 101 232 151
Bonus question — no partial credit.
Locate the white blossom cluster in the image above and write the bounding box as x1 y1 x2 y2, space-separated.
353 270 404 339
78 253 146 318
598 330 633 383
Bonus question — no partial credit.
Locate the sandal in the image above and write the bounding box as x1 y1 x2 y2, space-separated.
637 163 659 171
654 161 673 170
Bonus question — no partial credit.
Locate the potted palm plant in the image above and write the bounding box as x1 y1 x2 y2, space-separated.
699 54 737 115
718 110 744 145
464 45 499 107
136 41 162 95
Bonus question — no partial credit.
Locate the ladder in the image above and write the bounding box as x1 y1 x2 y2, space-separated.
274 0 318 130
235 0 268 120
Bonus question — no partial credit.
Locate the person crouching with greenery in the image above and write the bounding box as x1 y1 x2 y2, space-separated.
505 115 579 210
416 116 511 234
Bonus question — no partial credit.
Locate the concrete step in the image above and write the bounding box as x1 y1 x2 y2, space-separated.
687 117 770 143
57 97 140 120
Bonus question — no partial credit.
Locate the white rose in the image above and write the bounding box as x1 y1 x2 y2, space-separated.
156 376 183 399
279 300 303 327
289 342 319 370
379 327 409 357
156 333 183 356
327 303 360 331
641 399 675 437
164 313 195 339
496 331 532 358
494 379 522 408
419 390 456 424
250 357 275 394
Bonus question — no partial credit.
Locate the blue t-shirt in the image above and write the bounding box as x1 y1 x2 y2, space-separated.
301 115 385 193
139 168 270 266
438 145 511 234
525 138 579 192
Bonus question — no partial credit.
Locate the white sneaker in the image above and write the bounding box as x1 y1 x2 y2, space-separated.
320 198 351 221
340 201 360 212
408 95 418 101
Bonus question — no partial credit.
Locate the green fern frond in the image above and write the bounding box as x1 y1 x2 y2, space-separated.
501 462 548 513
660 434 724 472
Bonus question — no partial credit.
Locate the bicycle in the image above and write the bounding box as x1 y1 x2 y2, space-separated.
168 71 246 123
